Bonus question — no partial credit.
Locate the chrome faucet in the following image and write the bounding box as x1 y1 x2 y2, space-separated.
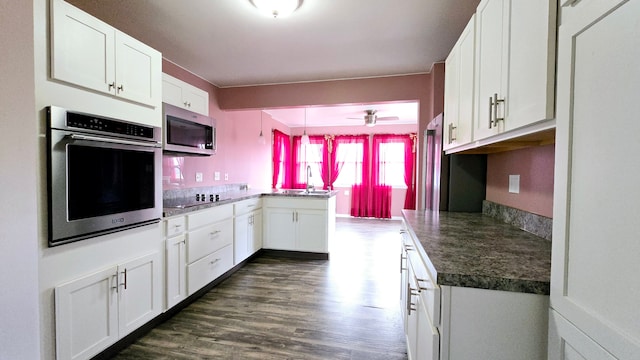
305 165 314 193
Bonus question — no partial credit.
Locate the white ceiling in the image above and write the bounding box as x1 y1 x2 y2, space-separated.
66 0 479 127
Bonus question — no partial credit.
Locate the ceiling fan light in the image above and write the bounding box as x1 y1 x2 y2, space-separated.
250 0 302 18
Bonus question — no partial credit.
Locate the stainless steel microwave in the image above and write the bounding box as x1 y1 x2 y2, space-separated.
163 103 216 156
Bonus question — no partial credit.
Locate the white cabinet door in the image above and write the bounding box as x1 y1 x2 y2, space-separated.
473 0 507 140
182 85 209 116
503 0 555 131
444 15 475 150
550 0 640 358
264 207 296 250
251 211 263 255
51 0 115 96
234 212 251 264
114 31 160 107
162 73 209 116
296 209 327 253
473 0 555 141
165 234 186 309
55 266 118 360
50 0 160 107
117 252 162 337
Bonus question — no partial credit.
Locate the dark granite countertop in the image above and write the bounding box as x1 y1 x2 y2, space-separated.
402 210 551 295
163 189 338 217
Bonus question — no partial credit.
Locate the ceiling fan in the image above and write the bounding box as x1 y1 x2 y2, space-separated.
348 109 399 127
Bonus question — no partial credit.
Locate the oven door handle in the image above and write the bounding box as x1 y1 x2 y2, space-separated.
67 134 161 148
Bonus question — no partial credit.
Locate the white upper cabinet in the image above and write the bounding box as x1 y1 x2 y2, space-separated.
444 15 475 150
550 0 640 358
162 73 209 116
473 0 556 141
51 0 161 107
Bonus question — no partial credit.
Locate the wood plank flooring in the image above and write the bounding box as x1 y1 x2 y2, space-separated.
111 217 407 359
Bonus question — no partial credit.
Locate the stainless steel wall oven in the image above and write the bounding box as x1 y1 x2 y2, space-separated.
47 106 162 246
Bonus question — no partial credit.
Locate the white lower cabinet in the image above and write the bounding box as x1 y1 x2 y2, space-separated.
263 196 335 253
401 227 548 360
233 198 263 264
55 252 161 360
184 205 234 296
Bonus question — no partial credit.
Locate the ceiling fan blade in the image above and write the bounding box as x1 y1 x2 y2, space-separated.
346 117 362 120
377 116 399 121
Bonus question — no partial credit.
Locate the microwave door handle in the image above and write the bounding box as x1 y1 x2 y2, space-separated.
67 134 161 148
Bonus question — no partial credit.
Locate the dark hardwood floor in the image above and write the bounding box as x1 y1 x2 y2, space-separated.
111 217 407 359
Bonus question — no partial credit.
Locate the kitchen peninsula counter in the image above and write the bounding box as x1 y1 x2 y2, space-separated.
163 189 338 217
402 209 551 295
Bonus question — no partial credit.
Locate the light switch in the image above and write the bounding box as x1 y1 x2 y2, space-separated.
224 173 229 181
195 172 203 182
509 175 520 194
214 171 220 181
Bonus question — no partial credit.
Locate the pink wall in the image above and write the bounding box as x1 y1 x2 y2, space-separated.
485 144 555 217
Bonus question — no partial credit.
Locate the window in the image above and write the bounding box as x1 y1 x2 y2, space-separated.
333 142 365 187
295 141 324 188
376 142 407 188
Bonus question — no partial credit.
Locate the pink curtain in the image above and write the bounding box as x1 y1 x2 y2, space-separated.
347 135 370 217
272 130 291 189
403 134 417 210
369 134 416 218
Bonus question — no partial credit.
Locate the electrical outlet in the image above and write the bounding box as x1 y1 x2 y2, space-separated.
195 172 203 182
214 171 220 181
509 175 520 194
224 173 229 181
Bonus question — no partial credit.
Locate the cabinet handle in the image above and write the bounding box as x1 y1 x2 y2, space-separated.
400 253 407 273
407 283 418 315
493 93 504 125
448 123 457 144
111 272 119 293
184 101 191 107
561 0 580 6
120 269 127 290
415 276 431 292
108 82 115 91
117 84 124 93
210 258 221 265
296 211 299 222
210 230 221 237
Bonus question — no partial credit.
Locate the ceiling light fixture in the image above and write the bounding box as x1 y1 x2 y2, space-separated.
250 0 303 18
301 108 310 145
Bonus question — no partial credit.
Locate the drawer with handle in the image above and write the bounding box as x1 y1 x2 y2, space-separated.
187 244 233 295
186 219 233 263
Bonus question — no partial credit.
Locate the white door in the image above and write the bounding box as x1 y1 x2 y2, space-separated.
55 266 118 360
550 1 640 358
166 235 186 309
296 209 327 253
114 31 160 107
118 252 161 337
51 0 115 95
264 208 296 250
